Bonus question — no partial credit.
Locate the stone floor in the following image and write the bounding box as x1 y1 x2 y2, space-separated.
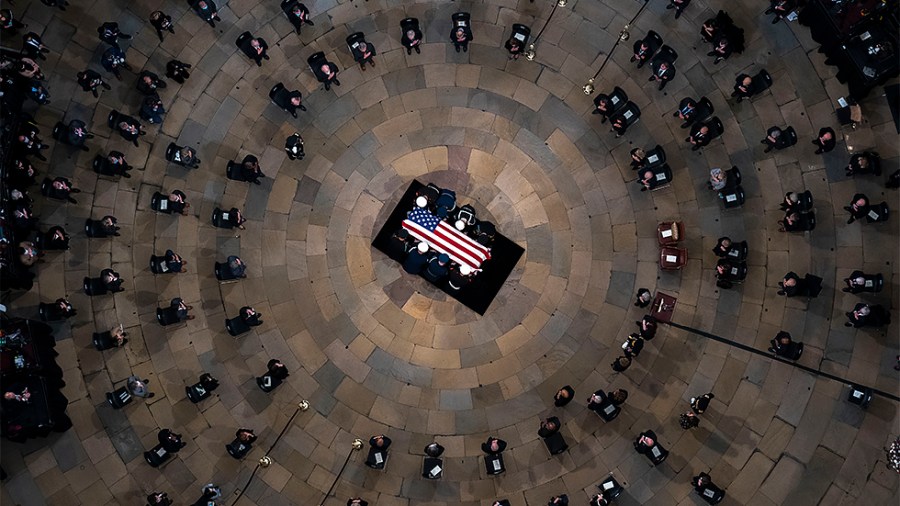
1 0 899 505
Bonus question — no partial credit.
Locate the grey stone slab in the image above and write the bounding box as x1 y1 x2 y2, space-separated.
50 426 89 472
606 270 635 310
468 90 520 119
203 96 242 142
439 389 474 411
2 469 47 506
313 360 347 394
108 426 144 464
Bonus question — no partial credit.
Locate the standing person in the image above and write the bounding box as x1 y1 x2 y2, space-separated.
285 133 304 160
191 0 222 28
150 11 175 41
690 393 714 414
77 69 112 97
97 21 132 48
665 0 690 19
166 60 191 83
101 46 131 80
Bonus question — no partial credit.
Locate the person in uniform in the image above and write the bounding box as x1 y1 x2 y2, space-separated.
689 393 714 414
97 21 132 49
285 133 304 160
166 60 191 83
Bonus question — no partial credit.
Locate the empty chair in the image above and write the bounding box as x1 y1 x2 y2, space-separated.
225 160 245 181
144 444 172 468
864 202 890 223
695 96 714 123
543 432 568 455
752 69 773 95
106 386 133 409
38 300 76 321
655 44 678 63
225 316 252 336
644 144 666 169
510 23 531 47
724 166 741 189
657 221 683 245
598 475 624 501
149 255 175 274
607 86 628 115
156 307 181 326
150 191 177 214
659 246 687 270
93 329 127 351
706 116 725 142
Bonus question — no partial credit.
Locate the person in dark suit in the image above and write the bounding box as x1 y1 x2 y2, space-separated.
97 21 132 49
271 85 306 117
101 46 131 80
686 122 710 150
163 250 187 272
139 94 166 124
191 0 221 27
648 59 675 90
100 268 124 292
136 70 167 96
844 193 870 224
708 35 732 64
402 27 423 55
171 297 194 321
505 37 524 59
158 429 186 452
592 94 613 123
66 119 93 151
765 0 797 24
238 34 269 66
538 416 560 438
281 1 314 33
845 152 877 176
316 60 341 90
451 25 473 52
812 127 836 154
631 36 659 68
267 359 289 380
554 385 574 407
26 81 51 105
166 60 191 83
713 237 734 257
239 154 264 184
369 434 391 451
239 306 263 326
761 126 785 152
633 430 659 455
351 40 377 70
77 69 111 97
114 114 146 146
47 177 81 203
150 11 175 41
636 315 657 340
147 492 172 506
347 499 368 506
731 74 753 101
623 334 644 358
665 0 690 19
226 256 246 278
777 271 804 296
690 393 714 414
673 97 698 128
587 390 608 413
481 437 507 454
842 270 877 293
22 32 50 60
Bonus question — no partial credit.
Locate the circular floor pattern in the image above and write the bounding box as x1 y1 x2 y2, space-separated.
1 0 898 505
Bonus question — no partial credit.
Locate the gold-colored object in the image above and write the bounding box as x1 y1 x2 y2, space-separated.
259 456 272 467
620 25 631 42
525 44 536 61
298 400 310 411
557 0 567 6
352 438 364 450
582 78 595 95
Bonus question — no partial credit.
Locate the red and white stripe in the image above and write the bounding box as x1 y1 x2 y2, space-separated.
402 219 491 271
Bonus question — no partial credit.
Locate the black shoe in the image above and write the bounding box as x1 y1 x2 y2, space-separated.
675 9 682 19
630 56 636 62
592 110 601 115
772 17 781 24
777 291 785 296
306 20 315 26
707 51 716 57
406 48 411 55
601 116 607 123
263 55 270 60
463 45 467 52
333 79 340 86
815 149 823 154
692 145 700 151
299 105 307 112
681 122 690 128
291 111 297 118
636 61 645 69
764 147 772 153
666 3 674 8
648 76 656 82
121 33 132 39
415 46 420 54
847 217 855 224
456 45 460 53
765 8 774 14
713 58 722 65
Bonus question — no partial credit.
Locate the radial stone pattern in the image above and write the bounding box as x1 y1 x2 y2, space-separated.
2 0 899 505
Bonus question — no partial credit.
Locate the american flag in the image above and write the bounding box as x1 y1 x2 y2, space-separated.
403 207 490 271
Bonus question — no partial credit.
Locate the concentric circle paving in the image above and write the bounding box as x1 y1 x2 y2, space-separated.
1 0 898 505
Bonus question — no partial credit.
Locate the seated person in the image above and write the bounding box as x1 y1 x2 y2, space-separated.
779 191 803 212
102 151 132 177
43 226 70 250
352 40 376 70
101 268 124 292
629 147 646 169
424 442 445 458
163 250 187 272
347 499 368 506
844 303 889 328
166 60 191 83
505 37 524 60
239 306 263 326
139 94 166 124
281 1 314 33
101 215 120 236
166 190 191 216
538 416 560 438
778 211 809 232
631 35 659 68
176 146 200 168
673 97 698 127
401 27 423 55
812 127 835 154
686 122 710 150
587 390 609 413
271 85 305 117
226 255 247 278
777 271 805 296
240 154 264 184
592 94 613 123
731 74 754 101
267 359 289 380
315 61 340 90
481 436 507 454
707 34 732 64
158 429 186 452
765 0 796 24
47 177 81 203
610 113 632 137
66 119 93 151
842 270 878 293
715 258 745 287
647 58 675 91
554 385 574 407
285 133 305 160
170 297 194 321
761 126 786 152
635 288 652 307
846 152 878 176
238 33 269 66
548 495 568 505
100 47 130 79
712 237 738 258
423 253 450 282
844 193 869 224
451 26 472 53
708 167 727 191
633 430 661 456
